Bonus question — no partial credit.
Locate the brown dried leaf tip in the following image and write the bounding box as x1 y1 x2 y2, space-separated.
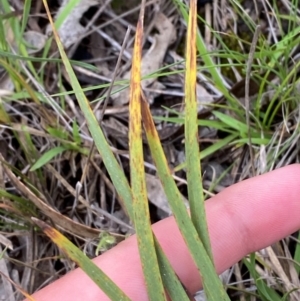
31 217 57 239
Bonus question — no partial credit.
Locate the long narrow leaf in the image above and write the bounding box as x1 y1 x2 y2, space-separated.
172 0 238 107
184 0 213 260
174 134 239 172
244 255 282 301
172 0 227 93
142 92 229 301
42 0 132 216
20 0 32 35
32 218 131 301
128 2 166 300
141 94 230 301
30 146 66 171
294 231 300 273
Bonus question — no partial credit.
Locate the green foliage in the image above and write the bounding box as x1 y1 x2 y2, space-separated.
244 255 282 301
30 146 67 171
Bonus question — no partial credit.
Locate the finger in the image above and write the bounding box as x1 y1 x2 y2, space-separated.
26 164 300 301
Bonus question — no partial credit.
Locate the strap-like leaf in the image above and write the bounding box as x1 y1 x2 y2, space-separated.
128 1 166 300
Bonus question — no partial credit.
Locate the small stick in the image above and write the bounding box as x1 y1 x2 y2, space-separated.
245 25 261 177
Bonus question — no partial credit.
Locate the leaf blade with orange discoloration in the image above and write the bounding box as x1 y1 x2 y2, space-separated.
128 1 166 300
32 218 131 301
184 0 212 260
0 270 38 301
141 90 230 301
141 1 230 300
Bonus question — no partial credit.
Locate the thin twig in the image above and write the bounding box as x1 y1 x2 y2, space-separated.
99 27 131 121
245 25 260 177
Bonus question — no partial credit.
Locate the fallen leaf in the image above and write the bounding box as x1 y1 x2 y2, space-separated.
22 31 47 54
146 173 172 217
146 173 188 218
46 0 102 48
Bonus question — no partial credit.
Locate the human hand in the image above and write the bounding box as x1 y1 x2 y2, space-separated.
25 164 300 300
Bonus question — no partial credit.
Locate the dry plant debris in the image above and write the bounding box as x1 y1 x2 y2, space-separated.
111 12 177 105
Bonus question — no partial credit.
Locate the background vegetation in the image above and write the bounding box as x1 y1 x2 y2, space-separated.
0 0 300 300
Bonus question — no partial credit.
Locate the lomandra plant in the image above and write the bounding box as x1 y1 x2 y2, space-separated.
31 0 229 300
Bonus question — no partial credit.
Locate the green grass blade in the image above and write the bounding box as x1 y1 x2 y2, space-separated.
30 146 67 171
0 16 9 53
174 133 239 172
154 241 191 301
234 137 270 145
32 218 131 301
128 2 166 300
0 189 37 216
0 100 10 123
154 115 237 133
244 255 282 301
184 0 212 260
213 111 249 134
20 0 31 35
42 0 133 216
141 95 230 301
54 0 81 29
293 231 300 273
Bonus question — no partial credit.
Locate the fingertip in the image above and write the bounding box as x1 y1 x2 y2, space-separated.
207 163 300 270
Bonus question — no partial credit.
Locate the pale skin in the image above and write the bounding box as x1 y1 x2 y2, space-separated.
25 164 300 300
